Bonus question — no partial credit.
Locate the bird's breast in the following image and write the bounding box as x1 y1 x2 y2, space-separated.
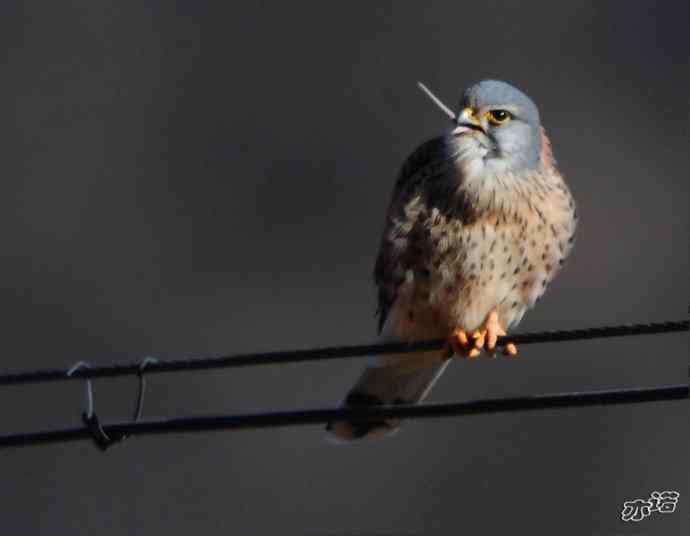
385 169 577 336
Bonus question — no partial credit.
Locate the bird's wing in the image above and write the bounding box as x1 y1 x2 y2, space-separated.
374 136 457 332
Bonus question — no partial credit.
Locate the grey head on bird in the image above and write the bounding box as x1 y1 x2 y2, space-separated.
450 79 543 175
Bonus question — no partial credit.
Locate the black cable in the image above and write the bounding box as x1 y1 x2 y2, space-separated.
0 383 686 449
0 320 686 386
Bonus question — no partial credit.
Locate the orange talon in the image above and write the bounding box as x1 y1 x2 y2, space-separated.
471 330 486 350
446 328 474 359
447 310 513 359
456 330 469 347
485 310 507 352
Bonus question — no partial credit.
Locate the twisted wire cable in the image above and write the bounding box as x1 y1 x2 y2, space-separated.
0 383 686 449
0 320 686 386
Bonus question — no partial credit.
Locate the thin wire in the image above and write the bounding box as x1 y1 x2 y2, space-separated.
134 357 158 421
66 361 94 418
416 81 456 120
0 320 686 386
0 383 686 448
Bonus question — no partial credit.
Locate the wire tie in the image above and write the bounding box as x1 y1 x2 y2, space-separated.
67 361 125 451
133 356 158 422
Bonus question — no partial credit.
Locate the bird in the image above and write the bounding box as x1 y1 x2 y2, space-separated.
326 79 577 441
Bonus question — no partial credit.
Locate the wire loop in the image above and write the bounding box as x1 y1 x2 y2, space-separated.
133 356 158 422
66 357 158 451
67 361 125 450
66 361 95 418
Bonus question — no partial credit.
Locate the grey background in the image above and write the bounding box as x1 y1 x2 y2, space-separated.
0 1 687 534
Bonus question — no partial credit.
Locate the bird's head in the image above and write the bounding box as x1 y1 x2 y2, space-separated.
450 80 542 177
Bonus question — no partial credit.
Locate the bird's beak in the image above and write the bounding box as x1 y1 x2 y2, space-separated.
452 107 485 136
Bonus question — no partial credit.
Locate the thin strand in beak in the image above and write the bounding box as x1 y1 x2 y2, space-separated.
416 81 456 120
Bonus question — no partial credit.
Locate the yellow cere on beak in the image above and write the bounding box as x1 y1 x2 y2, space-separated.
461 107 482 127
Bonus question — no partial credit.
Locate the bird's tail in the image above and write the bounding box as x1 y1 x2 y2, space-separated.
325 350 450 442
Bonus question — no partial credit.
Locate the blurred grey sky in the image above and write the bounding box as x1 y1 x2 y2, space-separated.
0 2 687 535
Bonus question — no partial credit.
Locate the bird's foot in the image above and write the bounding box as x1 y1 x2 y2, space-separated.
477 309 517 356
445 328 480 359
445 310 517 359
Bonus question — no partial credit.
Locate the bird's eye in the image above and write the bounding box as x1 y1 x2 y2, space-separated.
486 109 513 125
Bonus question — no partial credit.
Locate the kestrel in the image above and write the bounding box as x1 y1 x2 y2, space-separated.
326 80 577 441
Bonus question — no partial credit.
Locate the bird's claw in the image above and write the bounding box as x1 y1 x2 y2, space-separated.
445 309 518 359
504 342 518 356
445 328 480 359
